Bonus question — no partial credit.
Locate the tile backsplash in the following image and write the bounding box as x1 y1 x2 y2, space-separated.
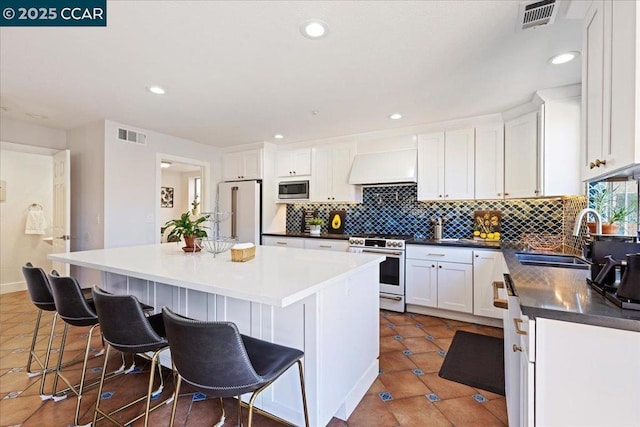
286 185 586 247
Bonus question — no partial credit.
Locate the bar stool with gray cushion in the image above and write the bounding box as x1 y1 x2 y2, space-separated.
91 286 171 427
162 307 310 427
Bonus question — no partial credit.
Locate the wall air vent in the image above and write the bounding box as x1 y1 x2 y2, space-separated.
519 0 558 30
117 128 147 145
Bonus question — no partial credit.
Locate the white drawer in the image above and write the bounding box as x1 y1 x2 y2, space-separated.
406 245 473 264
262 236 305 248
304 238 349 252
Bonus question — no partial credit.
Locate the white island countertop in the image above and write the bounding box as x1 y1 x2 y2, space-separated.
49 243 384 308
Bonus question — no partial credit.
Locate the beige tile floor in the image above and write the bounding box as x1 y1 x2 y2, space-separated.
0 291 507 426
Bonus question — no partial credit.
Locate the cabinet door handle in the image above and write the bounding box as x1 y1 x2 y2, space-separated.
504 192 510 196
497 192 501 196
589 161 596 169
319 245 331 248
513 318 527 335
513 344 523 352
595 159 606 167
431 264 435 268
534 189 540 195
492 281 508 309
276 242 288 245
438 265 442 269
427 253 445 256
438 194 443 198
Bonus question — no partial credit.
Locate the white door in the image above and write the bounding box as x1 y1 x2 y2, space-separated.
444 129 475 200
52 150 70 275
417 132 445 201
504 112 539 199
405 259 438 307
436 261 473 313
475 124 505 199
472 250 504 319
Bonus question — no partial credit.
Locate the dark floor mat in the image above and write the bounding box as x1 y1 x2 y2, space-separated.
438 330 505 395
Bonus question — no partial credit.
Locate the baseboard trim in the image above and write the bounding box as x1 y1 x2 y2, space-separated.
406 304 503 328
1 281 27 294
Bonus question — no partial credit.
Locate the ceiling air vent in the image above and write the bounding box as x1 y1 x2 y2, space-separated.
519 0 558 30
117 128 147 145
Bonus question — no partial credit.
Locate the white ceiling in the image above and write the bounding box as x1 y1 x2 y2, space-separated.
0 1 583 148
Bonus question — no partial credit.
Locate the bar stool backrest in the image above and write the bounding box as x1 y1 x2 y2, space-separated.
22 262 56 311
48 271 98 327
162 307 262 395
92 286 166 353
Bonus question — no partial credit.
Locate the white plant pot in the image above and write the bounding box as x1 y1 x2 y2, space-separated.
310 225 321 235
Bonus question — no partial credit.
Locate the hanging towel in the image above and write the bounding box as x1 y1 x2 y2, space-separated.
25 210 47 235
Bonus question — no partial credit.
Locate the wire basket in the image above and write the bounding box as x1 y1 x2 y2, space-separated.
522 233 564 251
201 237 237 255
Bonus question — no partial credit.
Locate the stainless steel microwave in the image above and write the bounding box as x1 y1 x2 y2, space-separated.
278 180 309 199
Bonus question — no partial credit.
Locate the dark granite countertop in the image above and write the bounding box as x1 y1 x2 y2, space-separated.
503 247 640 332
262 232 350 240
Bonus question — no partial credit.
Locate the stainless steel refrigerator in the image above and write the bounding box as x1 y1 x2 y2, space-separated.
217 180 262 245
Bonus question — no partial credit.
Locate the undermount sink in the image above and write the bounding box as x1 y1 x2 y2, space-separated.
516 252 590 270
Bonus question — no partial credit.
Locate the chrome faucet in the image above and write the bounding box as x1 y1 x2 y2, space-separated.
573 208 602 236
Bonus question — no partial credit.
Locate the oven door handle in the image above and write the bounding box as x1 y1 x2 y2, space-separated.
361 249 402 256
380 294 403 301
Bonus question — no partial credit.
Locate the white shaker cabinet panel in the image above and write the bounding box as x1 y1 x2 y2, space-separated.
417 132 445 201
405 259 438 308
475 124 505 200
222 150 263 181
504 111 538 198
436 261 473 313
276 149 312 177
472 250 504 319
443 129 475 200
311 145 360 203
304 238 348 252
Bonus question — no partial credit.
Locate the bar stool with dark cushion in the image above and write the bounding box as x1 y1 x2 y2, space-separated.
91 286 171 427
47 270 126 425
162 307 310 427
21 262 60 396
22 262 96 400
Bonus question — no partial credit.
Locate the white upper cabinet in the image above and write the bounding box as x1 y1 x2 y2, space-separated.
444 129 475 200
417 129 474 201
311 144 361 203
222 150 263 181
276 149 312 177
582 0 640 180
475 124 505 199
582 0 608 180
504 111 539 199
417 132 445 200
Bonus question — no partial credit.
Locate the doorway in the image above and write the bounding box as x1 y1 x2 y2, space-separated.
156 154 211 243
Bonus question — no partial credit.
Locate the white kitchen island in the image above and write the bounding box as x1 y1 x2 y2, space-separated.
49 243 383 427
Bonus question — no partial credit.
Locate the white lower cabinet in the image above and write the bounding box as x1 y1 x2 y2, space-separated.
472 250 505 319
262 236 305 248
405 246 473 313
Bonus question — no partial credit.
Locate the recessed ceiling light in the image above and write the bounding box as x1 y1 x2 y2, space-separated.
301 20 328 39
25 112 47 119
549 51 579 65
161 161 172 168
274 134 284 140
389 113 403 120
147 85 166 95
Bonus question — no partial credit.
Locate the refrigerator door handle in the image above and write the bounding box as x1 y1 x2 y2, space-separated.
231 186 238 239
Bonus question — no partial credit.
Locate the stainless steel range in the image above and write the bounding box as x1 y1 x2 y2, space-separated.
348 234 410 312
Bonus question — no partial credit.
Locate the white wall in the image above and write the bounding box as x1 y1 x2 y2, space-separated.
103 120 220 248
0 149 53 293
0 116 66 150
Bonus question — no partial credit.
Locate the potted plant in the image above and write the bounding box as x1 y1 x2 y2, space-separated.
164 212 209 252
308 218 323 236
603 205 636 234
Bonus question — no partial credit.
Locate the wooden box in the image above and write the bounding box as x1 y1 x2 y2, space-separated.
230 246 255 262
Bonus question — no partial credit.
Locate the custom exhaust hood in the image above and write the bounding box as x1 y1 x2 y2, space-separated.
348 149 418 185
